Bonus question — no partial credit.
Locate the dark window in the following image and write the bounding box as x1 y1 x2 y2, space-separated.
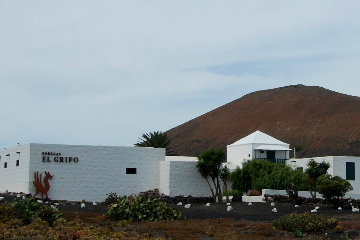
346 162 355 180
260 151 264 153
126 168 137 174
16 160 19 167
248 154 250 157
4 162 7 168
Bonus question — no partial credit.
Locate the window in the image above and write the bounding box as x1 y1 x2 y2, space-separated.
4 162 7 168
346 162 355 180
126 168 137 174
16 160 20 167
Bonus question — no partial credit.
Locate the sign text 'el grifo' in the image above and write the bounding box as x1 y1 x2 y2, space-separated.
42 152 79 163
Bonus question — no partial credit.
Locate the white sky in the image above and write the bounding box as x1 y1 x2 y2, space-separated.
1 1 360 148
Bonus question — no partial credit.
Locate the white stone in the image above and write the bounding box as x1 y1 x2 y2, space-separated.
315 206 320 210
248 202 252 205
311 209 317 213
338 207 342 210
93 202 97 206
295 205 299 207
271 202 275 206
185 204 191 208
81 203 86 208
226 203 231 205
37 200 43 204
227 206 233 211
16 194 20 198
272 208 277 212
177 202 182 206
206 203 210 206
352 207 359 213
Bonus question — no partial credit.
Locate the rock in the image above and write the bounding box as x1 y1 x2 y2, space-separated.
177 202 182 206
206 203 210 206
185 204 191 208
248 202 252 206
272 208 277 212
227 206 233 212
81 203 86 208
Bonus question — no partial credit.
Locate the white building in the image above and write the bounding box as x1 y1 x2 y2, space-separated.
286 156 360 195
226 130 291 169
0 143 213 202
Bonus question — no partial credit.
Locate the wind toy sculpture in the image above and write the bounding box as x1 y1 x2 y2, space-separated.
33 171 53 200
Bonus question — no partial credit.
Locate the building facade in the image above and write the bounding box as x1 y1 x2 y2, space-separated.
0 143 213 202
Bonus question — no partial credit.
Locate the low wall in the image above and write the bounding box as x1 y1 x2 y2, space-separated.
262 189 360 200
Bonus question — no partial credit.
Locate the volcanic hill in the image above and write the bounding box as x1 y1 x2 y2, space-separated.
166 84 360 158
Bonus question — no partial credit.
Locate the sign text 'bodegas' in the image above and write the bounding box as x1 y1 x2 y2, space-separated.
42 152 79 163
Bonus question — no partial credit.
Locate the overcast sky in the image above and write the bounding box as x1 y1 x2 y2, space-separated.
1 1 360 149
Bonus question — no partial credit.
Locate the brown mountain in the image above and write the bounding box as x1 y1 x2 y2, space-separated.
166 84 360 158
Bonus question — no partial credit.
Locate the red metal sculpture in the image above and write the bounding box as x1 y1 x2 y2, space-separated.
33 171 53 200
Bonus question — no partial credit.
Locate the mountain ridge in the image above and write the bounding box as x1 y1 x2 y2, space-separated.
166 84 360 158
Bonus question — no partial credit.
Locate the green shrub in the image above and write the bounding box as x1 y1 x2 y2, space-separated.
106 195 182 222
230 159 307 193
103 192 119 205
0 205 14 223
273 212 338 233
11 198 63 226
224 190 242 196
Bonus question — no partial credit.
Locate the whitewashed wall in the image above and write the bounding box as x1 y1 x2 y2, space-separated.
0 144 31 193
1 144 165 202
286 156 360 194
162 156 213 197
227 144 253 169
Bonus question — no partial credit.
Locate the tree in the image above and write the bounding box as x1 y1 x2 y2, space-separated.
196 149 226 202
229 159 307 194
305 159 330 199
317 174 353 202
220 165 231 202
135 131 172 154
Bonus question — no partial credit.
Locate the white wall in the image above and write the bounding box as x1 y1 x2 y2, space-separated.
227 144 253 168
286 156 360 194
0 144 31 193
1 144 165 202
163 156 214 197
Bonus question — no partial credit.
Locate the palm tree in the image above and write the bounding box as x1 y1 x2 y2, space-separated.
196 149 226 202
135 131 172 154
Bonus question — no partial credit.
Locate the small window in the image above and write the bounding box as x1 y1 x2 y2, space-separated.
16 160 20 167
4 162 7 168
126 168 137 174
346 162 355 180
248 154 250 157
260 151 264 153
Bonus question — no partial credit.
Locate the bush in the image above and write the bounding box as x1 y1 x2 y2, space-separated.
103 192 119 205
317 175 353 201
225 190 242 196
230 159 307 193
273 212 338 233
106 195 182 222
11 198 63 226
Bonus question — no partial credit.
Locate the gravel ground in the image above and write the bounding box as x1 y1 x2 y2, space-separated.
1 193 358 222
